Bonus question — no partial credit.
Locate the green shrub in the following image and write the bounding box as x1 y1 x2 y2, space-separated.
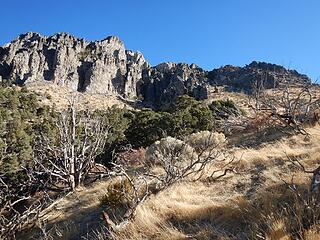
209 99 243 120
124 109 164 148
166 95 214 136
0 87 39 180
125 96 215 148
211 99 237 109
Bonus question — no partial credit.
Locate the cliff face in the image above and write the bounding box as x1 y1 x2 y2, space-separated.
0 32 312 108
0 32 210 107
139 62 209 109
0 32 149 98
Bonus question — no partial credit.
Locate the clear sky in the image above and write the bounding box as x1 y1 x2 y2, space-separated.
1 0 319 81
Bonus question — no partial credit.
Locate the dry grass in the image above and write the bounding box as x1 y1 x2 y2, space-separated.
207 86 251 108
26 81 130 110
24 123 320 239
107 125 320 240
19 179 118 239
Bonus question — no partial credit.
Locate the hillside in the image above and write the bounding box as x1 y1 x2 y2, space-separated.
0 32 319 240
17 125 320 239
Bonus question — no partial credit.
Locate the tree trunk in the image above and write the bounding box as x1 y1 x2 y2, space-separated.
70 103 76 190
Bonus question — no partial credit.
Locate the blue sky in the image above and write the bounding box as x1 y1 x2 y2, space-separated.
1 0 319 81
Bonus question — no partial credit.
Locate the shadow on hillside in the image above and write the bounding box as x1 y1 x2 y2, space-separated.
228 126 296 148
17 203 107 240
17 194 132 240
165 182 313 240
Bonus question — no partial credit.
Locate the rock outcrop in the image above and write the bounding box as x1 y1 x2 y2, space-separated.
208 61 311 92
0 32 312 108
0 32 149 99
138 62 209 109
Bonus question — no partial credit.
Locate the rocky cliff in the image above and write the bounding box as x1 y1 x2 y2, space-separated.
0 32 149 98
138 62 209 109
208 61 311 92
0 32 312 108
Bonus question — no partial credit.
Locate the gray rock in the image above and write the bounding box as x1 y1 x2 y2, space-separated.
138 62 209 109
0 32 149 99
0 33 312 109
0 32 209 109
208 61 311 92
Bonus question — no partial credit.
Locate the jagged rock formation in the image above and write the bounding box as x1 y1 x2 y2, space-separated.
208 61 311 92
0 32 312 108
0 32 149 98
0 33 210 108
138 62 209 109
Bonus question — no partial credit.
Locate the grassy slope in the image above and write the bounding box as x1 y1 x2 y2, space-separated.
17 84 319 239
22 124 320 239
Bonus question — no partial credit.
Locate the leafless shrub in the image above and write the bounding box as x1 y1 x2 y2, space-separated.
222 115 249 135
100 135 238 236
248 82 320 135
145 136 197 167
0 170 51 239
286 153 320 193
245 111 279 132
115 147 146 167
186 131 227 152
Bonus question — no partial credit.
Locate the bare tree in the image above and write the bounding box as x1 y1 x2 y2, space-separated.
248 82 320 134
249 75 266 113
35 97 117 190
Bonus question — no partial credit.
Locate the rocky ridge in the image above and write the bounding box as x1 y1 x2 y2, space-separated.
0 32 312 109
0 32 149 98
208 61 311 92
